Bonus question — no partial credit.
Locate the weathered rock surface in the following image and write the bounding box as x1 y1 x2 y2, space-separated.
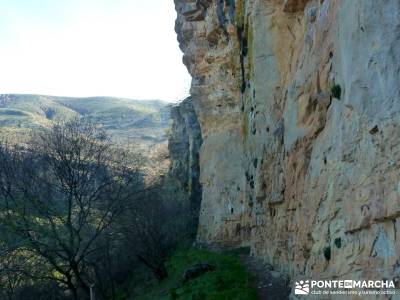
173 0 400 295
168 97 203 223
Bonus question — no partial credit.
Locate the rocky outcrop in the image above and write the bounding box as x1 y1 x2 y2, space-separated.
168 97 202 220
173 0 400 289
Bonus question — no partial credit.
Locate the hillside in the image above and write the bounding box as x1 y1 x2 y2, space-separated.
0 94 171 149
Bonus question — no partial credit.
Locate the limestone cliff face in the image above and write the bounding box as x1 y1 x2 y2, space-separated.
168 97 203 218
173 0 400 284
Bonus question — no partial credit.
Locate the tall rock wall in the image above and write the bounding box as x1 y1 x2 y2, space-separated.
168 97 203 222
173 0 400 284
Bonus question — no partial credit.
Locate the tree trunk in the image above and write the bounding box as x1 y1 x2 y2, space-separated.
71 264 90 298
66 280 78 300
155 263 168 281
137 255 169 281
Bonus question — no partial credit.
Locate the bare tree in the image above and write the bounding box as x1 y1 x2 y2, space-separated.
120 187 191 282
0 118 143 300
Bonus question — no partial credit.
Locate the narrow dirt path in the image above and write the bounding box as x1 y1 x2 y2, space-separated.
240 255 291 300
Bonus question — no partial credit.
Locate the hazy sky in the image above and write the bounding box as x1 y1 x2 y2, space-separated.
0 0 191 102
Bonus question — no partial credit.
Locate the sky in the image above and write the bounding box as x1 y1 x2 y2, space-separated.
0 0 191 102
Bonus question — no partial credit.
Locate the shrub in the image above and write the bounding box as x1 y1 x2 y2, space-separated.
330 84 342 99
323 246 331 261
334 238 342 249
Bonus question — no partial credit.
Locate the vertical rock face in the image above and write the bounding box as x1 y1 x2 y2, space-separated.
169 97 203 218
173 0 400 283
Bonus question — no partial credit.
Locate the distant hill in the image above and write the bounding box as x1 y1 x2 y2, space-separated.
0 94 171 150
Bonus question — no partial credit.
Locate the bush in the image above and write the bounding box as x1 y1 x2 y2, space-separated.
334 238 342 249
323 246 331 261
330 84 342 99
